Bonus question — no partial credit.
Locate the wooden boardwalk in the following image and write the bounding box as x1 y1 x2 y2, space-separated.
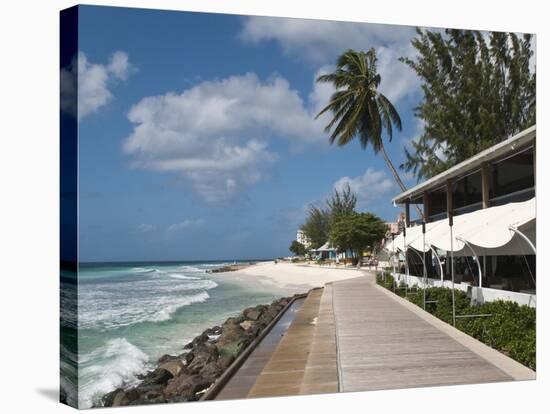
215 298 306 400
247 287 339 398
215 272 534 400
332 275 515 392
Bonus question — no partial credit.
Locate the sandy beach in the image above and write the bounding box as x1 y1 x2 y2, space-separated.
214 261 367 292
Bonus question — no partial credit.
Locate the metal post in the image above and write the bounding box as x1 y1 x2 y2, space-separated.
428 245 444 284
403 226 408 295
391 233 396 287
456 236 483 287
422 221 427 310
449 214 456 327
509 225 537 254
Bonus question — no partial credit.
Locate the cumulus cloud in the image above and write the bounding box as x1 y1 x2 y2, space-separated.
240 17 420 102
333 168 396 209
123 72 333 202
60 51 134 120
166 219 205 233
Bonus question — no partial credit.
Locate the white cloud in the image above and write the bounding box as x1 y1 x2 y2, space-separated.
61 51 134 120
136 223 154 233
167 219 205 233
124 72 332 202
333 168 396 209
240 17 420 102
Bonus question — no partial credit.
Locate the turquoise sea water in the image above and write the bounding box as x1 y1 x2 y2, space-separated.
60 261 292 408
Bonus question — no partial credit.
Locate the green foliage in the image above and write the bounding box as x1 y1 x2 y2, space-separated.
301 185 359 250
329 212 386 257
316 48 408 192
300 206 331 249
327 183 357 224
289 240 307 256
400 29 536 180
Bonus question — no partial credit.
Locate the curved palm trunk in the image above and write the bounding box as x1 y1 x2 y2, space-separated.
380 144 425 221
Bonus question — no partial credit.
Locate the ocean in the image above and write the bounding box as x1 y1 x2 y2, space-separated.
60 261 293 408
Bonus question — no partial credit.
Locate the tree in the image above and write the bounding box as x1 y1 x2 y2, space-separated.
316 49 409 194
329 212 386 265
326 183 357 224
300 206 330 249
400 29 536 179
289 240 307 256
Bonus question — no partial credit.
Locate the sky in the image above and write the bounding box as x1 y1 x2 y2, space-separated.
71 5 430 262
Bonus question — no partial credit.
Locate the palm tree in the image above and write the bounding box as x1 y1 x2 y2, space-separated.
316 48 421 218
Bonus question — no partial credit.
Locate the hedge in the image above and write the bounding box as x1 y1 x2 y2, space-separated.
376 273 536 370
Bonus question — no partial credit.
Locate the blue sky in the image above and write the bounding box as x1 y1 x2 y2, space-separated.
74 5 427 262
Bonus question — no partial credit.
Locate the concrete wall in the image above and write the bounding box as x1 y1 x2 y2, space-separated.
390 272 536 308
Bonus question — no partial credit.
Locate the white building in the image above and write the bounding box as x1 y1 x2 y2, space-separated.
296 230 311 248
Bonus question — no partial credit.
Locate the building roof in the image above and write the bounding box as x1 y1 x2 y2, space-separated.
392 125 536 205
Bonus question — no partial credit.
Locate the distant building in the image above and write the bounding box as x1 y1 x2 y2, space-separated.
296 230 311 248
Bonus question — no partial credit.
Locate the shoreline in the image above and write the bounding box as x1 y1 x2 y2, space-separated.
213 261 366 291
99 292 306 407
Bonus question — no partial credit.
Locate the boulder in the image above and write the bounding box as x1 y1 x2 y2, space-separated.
111 387 141 406
127 384 166 405
102 388 124 407
159 359 185 377
199 361 222 382
216 353 235 371
216 322 251 359
140 368 173 386
186 343 219 374
240 320 254 331
183 332 209 350
203 325 222 336
157 354 179 365
164 375 212 401
243 306 265 321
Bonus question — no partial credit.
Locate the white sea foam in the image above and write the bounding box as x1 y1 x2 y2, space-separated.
176 265 205 272
79 290 212 330
78 338 150 409
167 273 201 280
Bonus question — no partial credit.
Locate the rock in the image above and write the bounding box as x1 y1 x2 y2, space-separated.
203 326 222 336
216 353 235 371
186 343 218 374
157 354 179 365
140 368 173 386
243 306 264 321
224 315 245 325
127 385 166 405
199 361 222 382
164 375 212 401
216 322 251 359
184 332 209 350
111 387 141 406
102 388 124 407
159 359 185 377
240 320 254 331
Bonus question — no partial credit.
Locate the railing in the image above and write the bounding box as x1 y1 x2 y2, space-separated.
391 273 536 308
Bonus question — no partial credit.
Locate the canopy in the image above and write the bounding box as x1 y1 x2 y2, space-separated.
315 241 336 252
384 198 535 257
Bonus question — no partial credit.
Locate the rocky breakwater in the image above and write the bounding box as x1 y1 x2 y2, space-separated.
206 262 255 273
99 294 302 407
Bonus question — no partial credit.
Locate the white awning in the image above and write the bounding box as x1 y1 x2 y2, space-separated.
315 241 336 252
384 198 535 256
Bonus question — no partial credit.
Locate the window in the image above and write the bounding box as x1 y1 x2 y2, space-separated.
453 170 482 211
490 147 534 201
428 185 447 220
